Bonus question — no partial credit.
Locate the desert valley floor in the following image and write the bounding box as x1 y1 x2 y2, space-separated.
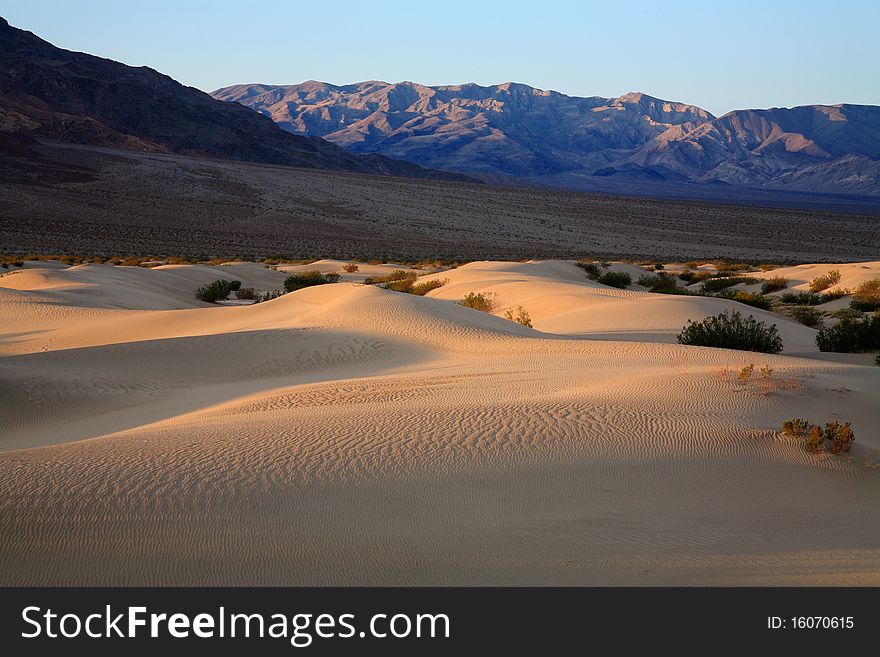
1 258 879 585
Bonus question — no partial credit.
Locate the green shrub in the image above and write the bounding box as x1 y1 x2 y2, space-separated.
815 314 880 352
283 270 340 292
789 306 822 328
194 279 240 303
851 279 880 311
677 309 783 354
728 291 773 310
639 273 683 294
410 278 447 296
597 271 631 288
461 292 497 312
779 291 826 305
808 269 841 293
576 259 601 280
504 305 533 328
700 277 748 293
761 276 789 294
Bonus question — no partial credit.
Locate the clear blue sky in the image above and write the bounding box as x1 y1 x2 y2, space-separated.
3 0 878 116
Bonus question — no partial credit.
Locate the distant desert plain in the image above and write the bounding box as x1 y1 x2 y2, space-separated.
1 256 878 585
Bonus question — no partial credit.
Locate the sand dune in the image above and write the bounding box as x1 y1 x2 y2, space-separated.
1 259 878 585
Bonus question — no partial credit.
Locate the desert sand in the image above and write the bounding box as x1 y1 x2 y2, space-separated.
1 259 878 585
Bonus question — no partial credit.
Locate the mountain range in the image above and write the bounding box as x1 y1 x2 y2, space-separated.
0 17 469 181
213 80 880 195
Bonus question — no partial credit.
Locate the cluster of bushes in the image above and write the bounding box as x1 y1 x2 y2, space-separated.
815 314 880 353
761 276 789 294
597 271 631 288
235 287 257 300
504 305 533 327
808 269 841 293
283 270 340 292
460 292 497 313
677 309 783 354
342 263 359 273
782 419 855 454
194 279 241 303
851 279 880 311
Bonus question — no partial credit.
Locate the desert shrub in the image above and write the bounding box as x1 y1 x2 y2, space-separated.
386 275 419 293
700 276 748 293
576 259 601 280
805 425 826 453
726 291 772 310
410 278 447 296
808 269 841 293
825 421 855 454
714 260 751 273
738 363 754 381
761 276 789 294
677 309 783 354
283 270 340 292
831 307 863 320
342 263 359 273
597 271 631 288
504 305 533 327
365 269 416 285
815 314 880 352
851 279 880 311
235 287 257 300
789 306 822 328
194 279 239 303
639 273 683 294
654 263 665 270
460 292 497 313
757 263 780 271
782 418 813 439
256 289 285 303
779 291 826 305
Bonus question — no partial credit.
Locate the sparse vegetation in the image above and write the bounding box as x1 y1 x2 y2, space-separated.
815 314 880 353
235 287 257 300
677 309 783 354
761 276 789 294
714 260 751 273
283 270 340 292
342 263 359 273
256 289 285 303
808 269 841 293
782 418 856 454
850 279 880 311
597 271 631 288
789 306 822 328
194 279 241 303
779 291 827 305
460 292 497 313
410 278 448 296
504 305 533 328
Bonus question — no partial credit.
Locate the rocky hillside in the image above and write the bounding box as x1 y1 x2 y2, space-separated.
215 80 880 194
